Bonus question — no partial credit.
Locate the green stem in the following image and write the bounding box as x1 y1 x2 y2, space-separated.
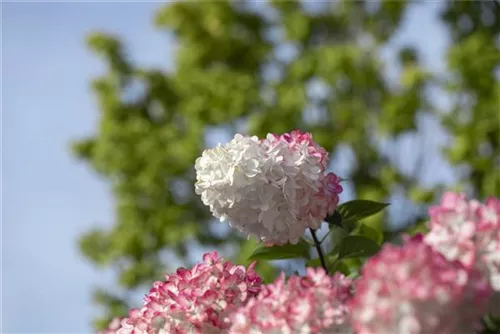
309 228 329 274
319 229 332 244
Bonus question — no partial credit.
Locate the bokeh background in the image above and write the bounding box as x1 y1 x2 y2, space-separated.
3 1 499 333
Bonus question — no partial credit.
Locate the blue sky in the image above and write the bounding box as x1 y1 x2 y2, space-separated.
2 2 449 333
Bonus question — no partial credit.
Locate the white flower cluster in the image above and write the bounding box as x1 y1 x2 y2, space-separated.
195 131 342 245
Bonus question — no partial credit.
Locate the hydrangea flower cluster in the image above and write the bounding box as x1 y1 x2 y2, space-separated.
116 252 262 334
350 235 492 334
230 268 353 334
195 130 342 245
424 192 500 314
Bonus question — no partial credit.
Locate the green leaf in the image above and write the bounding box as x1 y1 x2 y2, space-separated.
331 258 362 277
325 210 343 228
330 225 349 252
248 239 311 261
356 224 383 244
329 260 351 276
306 257 323 267
336 200 389 230
482 315 500 333
306 254 338 269
338 236 381 259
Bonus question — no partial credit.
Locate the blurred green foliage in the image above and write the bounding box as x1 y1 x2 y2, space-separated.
71 1 500 329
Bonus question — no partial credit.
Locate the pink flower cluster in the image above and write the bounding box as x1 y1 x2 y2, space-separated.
264 131 343 221
104 239 496 334
265 130 330 170
103 258 354 334
350 235 492 334
230 268 353 334
115 252 262 334
424 192 500 314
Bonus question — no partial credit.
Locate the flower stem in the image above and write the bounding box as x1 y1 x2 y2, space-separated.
309 228 329 274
